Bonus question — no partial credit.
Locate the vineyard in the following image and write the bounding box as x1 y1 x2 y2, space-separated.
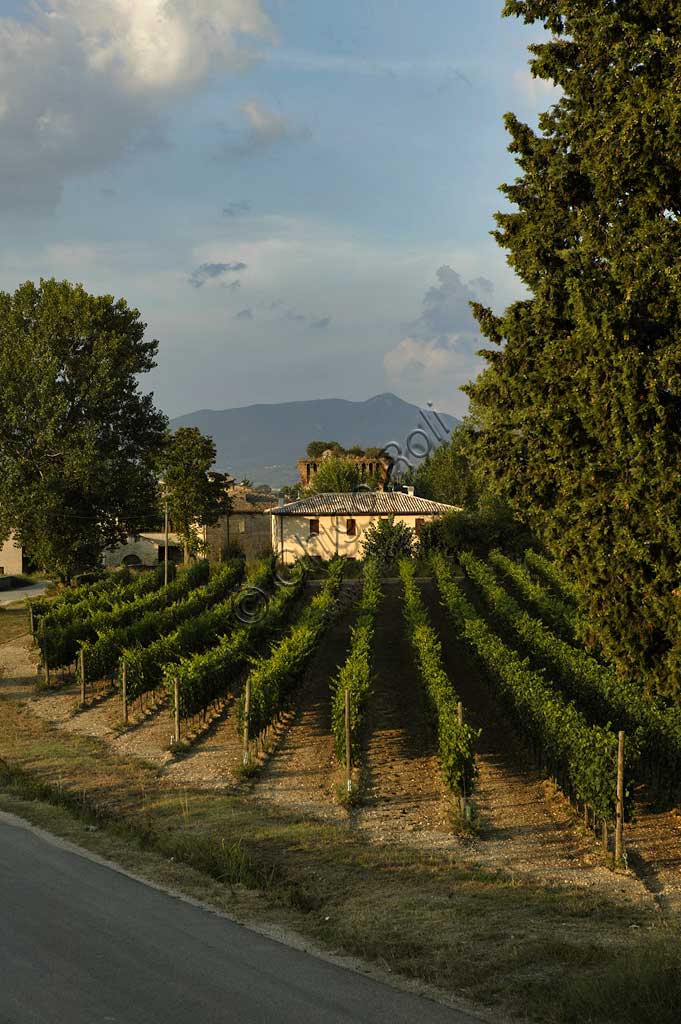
20 550 681 905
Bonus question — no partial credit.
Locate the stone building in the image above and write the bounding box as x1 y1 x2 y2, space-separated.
272 492 460 564
102 532 183 568
297 449 393 490
205 486 273 563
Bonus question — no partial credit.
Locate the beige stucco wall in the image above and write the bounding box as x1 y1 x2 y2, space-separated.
272 513 441 565
0 536 22 575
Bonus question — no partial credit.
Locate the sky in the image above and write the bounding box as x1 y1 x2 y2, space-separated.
0 1 557 418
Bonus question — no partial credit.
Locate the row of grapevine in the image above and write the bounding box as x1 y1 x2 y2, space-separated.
330 559 381 766
238 559 345 741
33 562 171 632
489 550 577 640
431 553 634 822
399 560 478 799
40 560 209 669
79 559 245 685
523 549 579 604
121 560 273 705
167 566 307 722
461 551 681 799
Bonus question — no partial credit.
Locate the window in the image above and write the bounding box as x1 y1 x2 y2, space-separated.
309 518 320 536
415 518 425 536
346 518 356 536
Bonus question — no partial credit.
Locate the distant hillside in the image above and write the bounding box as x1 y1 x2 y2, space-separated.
170 393 459 487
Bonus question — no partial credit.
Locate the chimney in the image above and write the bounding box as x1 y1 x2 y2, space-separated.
278 493 285 507
406 486 415 497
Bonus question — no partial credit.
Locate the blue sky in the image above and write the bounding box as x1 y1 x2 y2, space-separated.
0 1 556 417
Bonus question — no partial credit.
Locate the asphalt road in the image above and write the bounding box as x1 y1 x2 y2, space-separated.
0 580 51 607
0 814 482 1024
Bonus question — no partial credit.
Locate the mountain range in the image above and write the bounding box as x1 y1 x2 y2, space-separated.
170 393 459 487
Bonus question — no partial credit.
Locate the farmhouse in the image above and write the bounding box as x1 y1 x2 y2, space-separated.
102 532 183 569
0 535 23 576
272 492 460 564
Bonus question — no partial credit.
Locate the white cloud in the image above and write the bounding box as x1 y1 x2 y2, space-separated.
213 99 310 158
383 266 491 415
0 1 273 211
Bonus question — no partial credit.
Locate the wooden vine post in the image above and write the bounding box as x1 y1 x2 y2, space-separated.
121 661 128 726
458 700 467 817
43 632 50 686
28 601 34 637
79 648 86 706
242 676 251 767
345 688 352 795
174 677 181 744
615 730 625 865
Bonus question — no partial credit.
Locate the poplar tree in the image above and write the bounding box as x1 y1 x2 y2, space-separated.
466 2 681 694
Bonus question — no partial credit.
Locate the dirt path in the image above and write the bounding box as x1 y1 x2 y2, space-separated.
353 582 455 848
248 585 362 820
0 634 40 696
419 581 653 902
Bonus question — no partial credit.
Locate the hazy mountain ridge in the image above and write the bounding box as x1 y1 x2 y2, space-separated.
170 393 459 487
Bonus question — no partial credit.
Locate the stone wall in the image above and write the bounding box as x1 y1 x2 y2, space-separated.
206 513 272 564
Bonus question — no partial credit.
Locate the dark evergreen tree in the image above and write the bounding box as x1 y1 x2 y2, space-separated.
466 2 681 694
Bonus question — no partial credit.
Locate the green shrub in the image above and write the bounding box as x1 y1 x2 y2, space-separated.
361 515 415 567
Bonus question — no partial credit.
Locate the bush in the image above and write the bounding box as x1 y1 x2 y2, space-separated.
420 498 536 559
361 515 415 568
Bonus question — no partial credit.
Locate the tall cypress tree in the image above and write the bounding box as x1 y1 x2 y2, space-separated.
466 2 681 695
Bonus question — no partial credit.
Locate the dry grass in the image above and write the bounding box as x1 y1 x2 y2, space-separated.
0 606 31 645
0 678 679 1024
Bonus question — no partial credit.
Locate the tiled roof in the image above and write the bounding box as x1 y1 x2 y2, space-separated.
228 488 275 513
271 492 461 516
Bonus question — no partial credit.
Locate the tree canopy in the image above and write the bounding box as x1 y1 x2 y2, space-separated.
0 279 167 581
306 440 344 459
361 515 415 567
466 2 681 694
162 427 231 559
414 425 480 509
307 456 361 494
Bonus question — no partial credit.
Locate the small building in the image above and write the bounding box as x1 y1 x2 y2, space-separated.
0 535 23 576
205 486 273 563
102 532 184 569
272 492 460 564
